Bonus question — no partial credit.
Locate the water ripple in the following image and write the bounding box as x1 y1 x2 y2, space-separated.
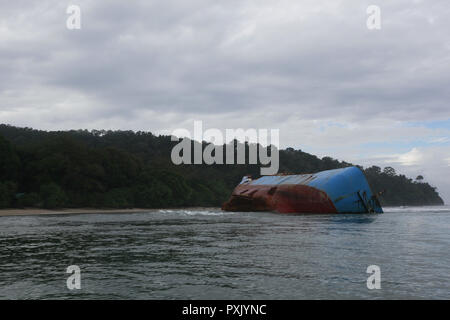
0 206 449 299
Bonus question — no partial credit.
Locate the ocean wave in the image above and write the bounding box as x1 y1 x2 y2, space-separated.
383 205 450 213
157 208 232 216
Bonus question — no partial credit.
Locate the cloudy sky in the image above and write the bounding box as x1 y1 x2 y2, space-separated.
1 0 449 202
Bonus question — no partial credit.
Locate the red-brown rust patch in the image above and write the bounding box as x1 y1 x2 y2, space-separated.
222 184 337 213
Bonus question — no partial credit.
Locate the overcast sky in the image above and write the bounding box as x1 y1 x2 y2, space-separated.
1 0 449 202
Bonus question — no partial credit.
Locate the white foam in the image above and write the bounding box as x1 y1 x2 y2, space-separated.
383 205 450 213
157 208 232 216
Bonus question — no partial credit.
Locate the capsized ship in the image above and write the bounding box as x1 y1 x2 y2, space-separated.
222 166 383 213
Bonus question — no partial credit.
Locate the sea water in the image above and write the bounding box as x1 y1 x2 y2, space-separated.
0 206 449 299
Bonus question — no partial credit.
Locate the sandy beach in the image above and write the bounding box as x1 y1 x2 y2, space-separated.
0 208 150 217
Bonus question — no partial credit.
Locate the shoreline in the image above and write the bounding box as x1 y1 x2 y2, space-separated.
0 208 151 217
0 205 447 217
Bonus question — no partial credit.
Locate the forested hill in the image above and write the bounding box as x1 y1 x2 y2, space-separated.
0 124 444 209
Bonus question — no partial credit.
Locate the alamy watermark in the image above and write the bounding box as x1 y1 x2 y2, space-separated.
65 4 380 31
66 265 81 290
66 5 81 30
170 121 279 175
366 265 381 289
367 5 381 30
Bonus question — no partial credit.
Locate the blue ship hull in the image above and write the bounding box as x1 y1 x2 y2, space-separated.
222 166 383 214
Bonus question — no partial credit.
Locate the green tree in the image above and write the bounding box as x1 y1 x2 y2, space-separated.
0 182 17 208
0 135 20 181
40 183 68 209
383 166 396 177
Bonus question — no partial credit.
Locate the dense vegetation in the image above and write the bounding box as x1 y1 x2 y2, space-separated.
0 124 444 209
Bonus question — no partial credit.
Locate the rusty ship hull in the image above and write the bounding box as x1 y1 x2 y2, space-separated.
222 167 383 214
